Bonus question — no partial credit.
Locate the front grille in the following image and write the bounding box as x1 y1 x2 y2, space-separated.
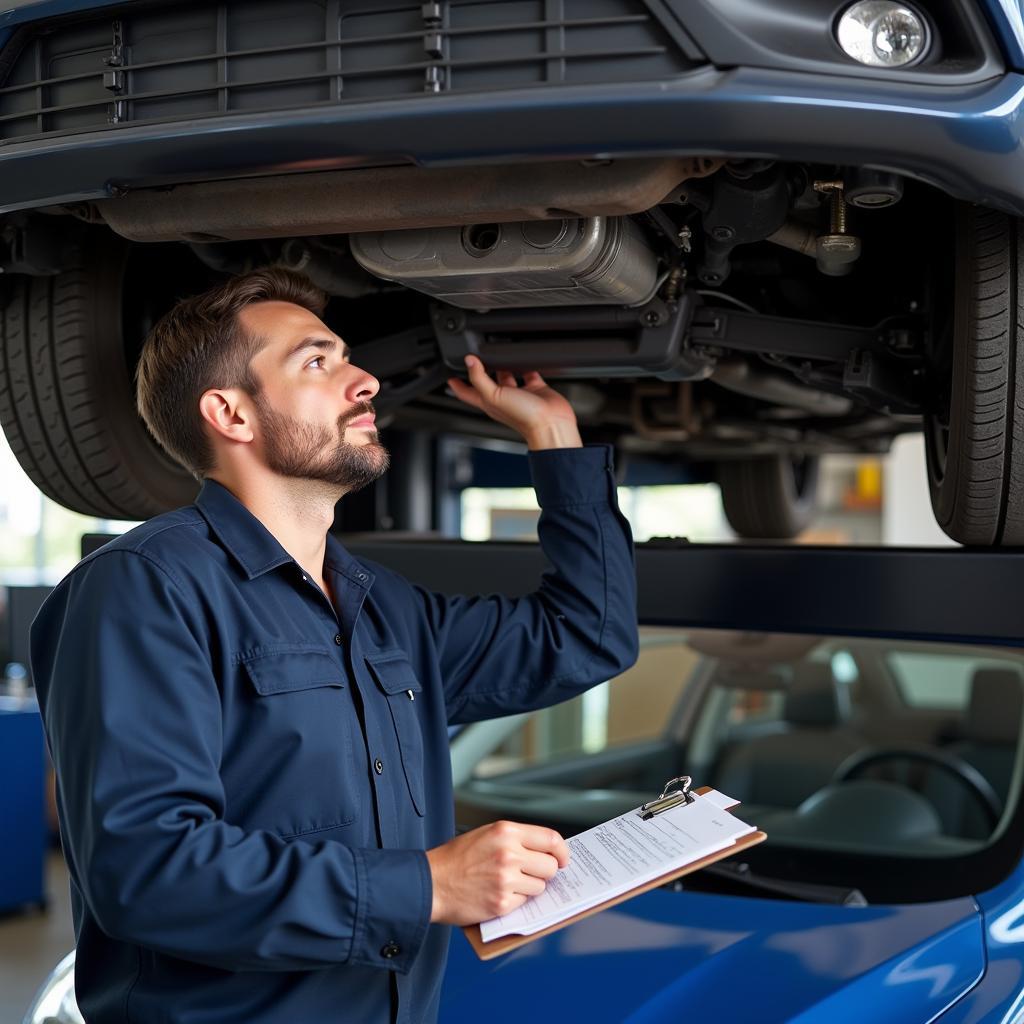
0 0 705 143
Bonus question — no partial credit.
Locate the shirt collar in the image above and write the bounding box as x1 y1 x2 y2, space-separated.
195 479 293 580
325 532 376 588
194 478 374 589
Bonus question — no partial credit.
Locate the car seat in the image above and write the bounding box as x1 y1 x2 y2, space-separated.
712 662 863 809
932 666 1022 838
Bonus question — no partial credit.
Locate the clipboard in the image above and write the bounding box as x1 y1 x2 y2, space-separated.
462 781 767 961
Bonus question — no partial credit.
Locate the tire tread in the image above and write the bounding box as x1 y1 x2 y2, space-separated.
0 230 196 520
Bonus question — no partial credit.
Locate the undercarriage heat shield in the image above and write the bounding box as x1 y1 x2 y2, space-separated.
350 216 659 309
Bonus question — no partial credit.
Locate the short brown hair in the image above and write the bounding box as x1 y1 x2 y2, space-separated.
136 266 327 479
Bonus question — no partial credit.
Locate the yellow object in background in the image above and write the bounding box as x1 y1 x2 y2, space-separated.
858 460 883 504
843 459 883 510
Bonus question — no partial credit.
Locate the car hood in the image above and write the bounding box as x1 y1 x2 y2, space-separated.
440 889 984 1023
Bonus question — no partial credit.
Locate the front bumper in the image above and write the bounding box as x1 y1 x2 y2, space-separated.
1 64 1023 218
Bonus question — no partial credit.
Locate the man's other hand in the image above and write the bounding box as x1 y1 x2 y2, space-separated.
446 356 583 450
425 820 571 925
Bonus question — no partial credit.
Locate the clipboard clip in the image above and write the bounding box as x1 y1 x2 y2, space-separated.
638 776 693 820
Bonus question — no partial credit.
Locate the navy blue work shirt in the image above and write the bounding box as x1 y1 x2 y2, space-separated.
31 445 638 1024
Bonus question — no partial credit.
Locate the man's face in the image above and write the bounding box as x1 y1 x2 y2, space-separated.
241 301 389 491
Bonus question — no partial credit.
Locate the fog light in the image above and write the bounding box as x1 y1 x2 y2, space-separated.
837 1 929 68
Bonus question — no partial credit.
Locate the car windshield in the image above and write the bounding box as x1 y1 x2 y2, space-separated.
450 626 1024 902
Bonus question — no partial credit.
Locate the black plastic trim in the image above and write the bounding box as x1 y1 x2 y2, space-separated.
0 0 704 143
343 538 1023 647
672 0 1003 85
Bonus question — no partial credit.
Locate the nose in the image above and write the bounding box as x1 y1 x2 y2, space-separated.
344 362 380 403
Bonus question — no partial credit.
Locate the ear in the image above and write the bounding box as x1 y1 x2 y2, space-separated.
198 388 255 446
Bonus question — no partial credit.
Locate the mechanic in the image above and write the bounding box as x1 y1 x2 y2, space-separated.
30 267 639 1024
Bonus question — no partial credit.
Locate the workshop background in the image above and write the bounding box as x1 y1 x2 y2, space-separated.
0 430 950 1019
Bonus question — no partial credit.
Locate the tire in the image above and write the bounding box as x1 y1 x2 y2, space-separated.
719 454 820 540
925 205 1024 546
0 229 199 520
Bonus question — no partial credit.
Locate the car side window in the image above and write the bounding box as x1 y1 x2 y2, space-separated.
888 651 1021 710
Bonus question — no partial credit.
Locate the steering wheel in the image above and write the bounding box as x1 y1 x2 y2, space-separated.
832 747 1002 832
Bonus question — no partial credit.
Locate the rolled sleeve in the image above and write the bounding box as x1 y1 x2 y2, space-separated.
349 848 433 973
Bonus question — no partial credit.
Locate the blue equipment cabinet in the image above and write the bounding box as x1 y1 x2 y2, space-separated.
0 694 46 913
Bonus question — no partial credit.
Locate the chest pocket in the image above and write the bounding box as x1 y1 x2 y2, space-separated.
365 650 425 816
239 646 361 838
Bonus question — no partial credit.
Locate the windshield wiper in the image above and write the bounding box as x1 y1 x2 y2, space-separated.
680 862 868 906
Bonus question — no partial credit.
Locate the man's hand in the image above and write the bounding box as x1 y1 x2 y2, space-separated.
425 820 571 925
447 356 583 450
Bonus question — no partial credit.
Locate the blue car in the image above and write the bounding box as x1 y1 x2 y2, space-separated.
24 539 1024 1021
0 0 1023 543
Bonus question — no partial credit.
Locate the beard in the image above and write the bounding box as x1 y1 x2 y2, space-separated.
252 394 390 493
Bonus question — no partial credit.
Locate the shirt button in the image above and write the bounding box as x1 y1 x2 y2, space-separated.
357 572 368 582
334 633 343 646
374 758 384 775
381 941 401 959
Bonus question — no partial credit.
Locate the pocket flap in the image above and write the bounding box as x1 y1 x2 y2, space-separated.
241 646 344 696
365 650 423 696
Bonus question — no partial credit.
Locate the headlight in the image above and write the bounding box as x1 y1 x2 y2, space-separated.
22 951 83 1024
837 1 930 68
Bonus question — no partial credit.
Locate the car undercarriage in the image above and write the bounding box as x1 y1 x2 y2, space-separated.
0 0 1020 543
0 154 948 534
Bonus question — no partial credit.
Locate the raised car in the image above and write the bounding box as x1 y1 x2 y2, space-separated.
0 1 1023 540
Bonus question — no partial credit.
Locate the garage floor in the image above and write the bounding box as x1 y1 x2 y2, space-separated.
0 852 74 1020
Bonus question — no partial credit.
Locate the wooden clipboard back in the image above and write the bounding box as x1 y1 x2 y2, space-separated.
462 788 766 961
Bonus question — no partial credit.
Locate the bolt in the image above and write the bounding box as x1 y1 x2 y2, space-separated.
444 318 457 331
830 192 846 234
643 310 661 326
663 266 687 303
887 329 915 353
813 180 848 234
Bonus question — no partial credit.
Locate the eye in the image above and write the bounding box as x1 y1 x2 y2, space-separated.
307 355 327 370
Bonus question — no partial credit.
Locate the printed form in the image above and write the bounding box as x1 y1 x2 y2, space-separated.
480 791 755 942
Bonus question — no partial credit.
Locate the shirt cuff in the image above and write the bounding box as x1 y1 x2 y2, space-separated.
528 444 616 509
349 848 432 974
